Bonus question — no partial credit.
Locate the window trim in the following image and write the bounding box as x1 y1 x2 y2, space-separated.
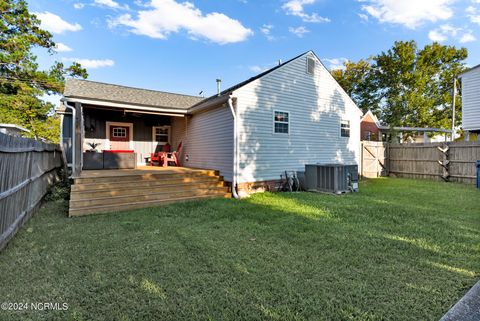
273 110 290 135
340 119 350 138
152 125 171 145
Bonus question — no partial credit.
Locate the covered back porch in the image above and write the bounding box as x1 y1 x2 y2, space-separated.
59 88 199 176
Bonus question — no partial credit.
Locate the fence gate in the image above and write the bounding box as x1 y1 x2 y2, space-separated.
361 141 388 178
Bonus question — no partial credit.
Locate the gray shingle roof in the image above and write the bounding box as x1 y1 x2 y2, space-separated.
63 79 204 110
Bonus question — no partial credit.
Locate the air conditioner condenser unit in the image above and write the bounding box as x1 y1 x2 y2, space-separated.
305 164 359 194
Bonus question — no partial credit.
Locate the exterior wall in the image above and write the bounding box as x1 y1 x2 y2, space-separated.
461 68 480 131
183 106 234 181
233 52 362 184
171 116 187 163
360 114 381 141
62 114 73 164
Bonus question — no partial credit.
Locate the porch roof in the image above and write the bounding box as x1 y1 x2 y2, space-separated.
63 79 204 111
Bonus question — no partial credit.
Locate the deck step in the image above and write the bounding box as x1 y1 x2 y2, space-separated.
71 181 228 199
71 177 223 191
69 168 231 216
70 187 230 207
69 193 231 217
75 170 220 184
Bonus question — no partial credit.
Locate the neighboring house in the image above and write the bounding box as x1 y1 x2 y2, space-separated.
360 111 383 141
459 64 480 141
0 124 29 137
360 111 450 143
60 51 362 195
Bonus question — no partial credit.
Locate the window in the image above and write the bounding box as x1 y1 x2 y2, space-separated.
341 120 350 137
274 111 289 134
153 126 170 144
365 131 371 141
307 57 316 75
112 127 127 138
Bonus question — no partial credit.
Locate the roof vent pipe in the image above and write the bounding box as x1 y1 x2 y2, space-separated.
216 79 222 96
278 59 282 66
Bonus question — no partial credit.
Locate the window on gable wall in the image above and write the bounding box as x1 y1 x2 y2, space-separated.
274 111 289 134
341 120 350 137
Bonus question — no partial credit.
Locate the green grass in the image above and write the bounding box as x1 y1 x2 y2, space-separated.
0 178 479 321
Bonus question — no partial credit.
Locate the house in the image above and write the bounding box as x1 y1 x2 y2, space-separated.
360 110 450 143
0 124 29 137
60 51 362 203
459 65 480 141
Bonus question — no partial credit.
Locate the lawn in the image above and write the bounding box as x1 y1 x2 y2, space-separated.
0 178 478 321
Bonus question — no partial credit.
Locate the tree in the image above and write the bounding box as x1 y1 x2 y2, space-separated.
331 59 380 115
0 0 87 142
331 40 467 131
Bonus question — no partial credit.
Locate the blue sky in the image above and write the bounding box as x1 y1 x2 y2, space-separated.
29 0 480 98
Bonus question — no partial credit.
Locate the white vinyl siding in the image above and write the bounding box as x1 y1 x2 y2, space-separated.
461 68 480 131
233 52 362 184
183 106 234 181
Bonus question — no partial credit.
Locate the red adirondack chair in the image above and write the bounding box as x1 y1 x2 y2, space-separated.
150 144 171 166
160 142 182 167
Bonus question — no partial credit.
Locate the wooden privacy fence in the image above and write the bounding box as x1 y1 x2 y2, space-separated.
0 133 63 251
361 141 480 184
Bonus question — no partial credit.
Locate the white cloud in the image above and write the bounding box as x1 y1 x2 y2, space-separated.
63 58 115 69
35 11 82 34
323 57 348 70
428 29 448 42
360 0 454 29
249 65 264 73
358 13 369 21
108 0 253 44
282 0 330 23
460 32 476 43
94 0 129 10
428 24 475 43
465 5 480 24
289 26 309 37
73 3 85 9
55 43 73 52
260 24 275 41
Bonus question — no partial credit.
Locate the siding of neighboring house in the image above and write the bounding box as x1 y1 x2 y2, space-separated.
183 106 234 181
461 67 480 131
360 113 381 141
233 52 362 184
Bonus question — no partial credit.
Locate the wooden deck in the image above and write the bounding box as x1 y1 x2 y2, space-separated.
69 167 231 216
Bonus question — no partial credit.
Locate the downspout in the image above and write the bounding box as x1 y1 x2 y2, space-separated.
227 97 240 199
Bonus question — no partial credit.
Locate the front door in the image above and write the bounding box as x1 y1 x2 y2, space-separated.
110 126 130 150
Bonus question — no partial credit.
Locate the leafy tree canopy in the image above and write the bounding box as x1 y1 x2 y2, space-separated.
0 0 87 142
331 40 467 130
